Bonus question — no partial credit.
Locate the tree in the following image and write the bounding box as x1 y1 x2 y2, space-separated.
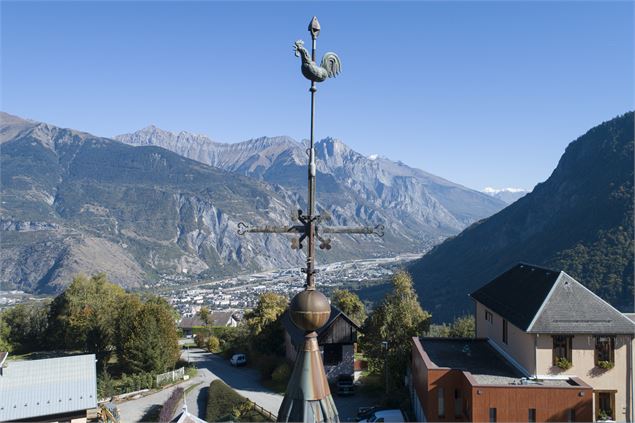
198 307 211 326
244 293 288 356
0 312 11 352
360 271 431 391
1 301 50 353
447 315 475 338
332 289 366 326
48 274 126 366
120 298 180 374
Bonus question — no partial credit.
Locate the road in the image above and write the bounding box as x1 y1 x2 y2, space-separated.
116 348 283 422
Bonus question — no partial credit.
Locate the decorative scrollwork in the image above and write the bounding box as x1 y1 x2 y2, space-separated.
237 222 248 235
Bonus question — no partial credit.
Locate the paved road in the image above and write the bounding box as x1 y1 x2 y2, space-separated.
116 348 283 422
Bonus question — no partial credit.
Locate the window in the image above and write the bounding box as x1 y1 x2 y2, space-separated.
502 320 508 344
489 408 497 423
485 310 493 324
595 336 615 365
552 335 573 365
454 389 462 418
596 392 615 420
437 387 445 418
528 408 536 422
323 344 342 365
567 408 575 422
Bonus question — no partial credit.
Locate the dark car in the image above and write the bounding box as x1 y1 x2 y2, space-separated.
336 374 355 395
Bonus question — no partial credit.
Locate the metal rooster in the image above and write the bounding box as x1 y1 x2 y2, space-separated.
294 40 341 83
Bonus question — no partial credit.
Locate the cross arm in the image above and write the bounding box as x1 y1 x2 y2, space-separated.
237 222 306 235
320 224 384 237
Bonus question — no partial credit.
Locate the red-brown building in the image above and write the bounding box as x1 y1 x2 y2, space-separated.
410 337 593 422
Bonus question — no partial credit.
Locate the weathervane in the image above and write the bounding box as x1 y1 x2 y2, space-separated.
238 17 383 423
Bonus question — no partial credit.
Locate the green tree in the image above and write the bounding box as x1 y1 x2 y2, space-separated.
0 312 12 352
48 274 126 366
332 289 366 326
244 293 288 356
447 315 475 338
360 271 431 391
120 299 180 374
114 294 144 364
1 301 50 353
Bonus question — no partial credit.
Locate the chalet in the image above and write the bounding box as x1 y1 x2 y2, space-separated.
282 305 360 381
0 353 97 423
410 263 635 422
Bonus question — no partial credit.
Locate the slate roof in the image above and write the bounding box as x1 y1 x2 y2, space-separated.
470 263 635 334
0 354 97 421
470 263 559 331
281 305 361 348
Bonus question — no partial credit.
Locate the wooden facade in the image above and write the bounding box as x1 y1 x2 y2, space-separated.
411 338 594 422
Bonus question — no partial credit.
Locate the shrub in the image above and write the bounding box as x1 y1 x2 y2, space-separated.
597 360 614 370
271 362 292 385
159 387 184 422
555 357 572 370
206 380 250 422
207 336 221 353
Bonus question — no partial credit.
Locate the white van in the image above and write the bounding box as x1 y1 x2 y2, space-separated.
230 353 247 366
358 409 406 422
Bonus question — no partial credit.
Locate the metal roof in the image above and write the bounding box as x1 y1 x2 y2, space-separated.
0 354 97 421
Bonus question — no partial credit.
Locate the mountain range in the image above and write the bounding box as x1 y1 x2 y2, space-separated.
409 112 634 321
482 187 529 204
0 112 504 293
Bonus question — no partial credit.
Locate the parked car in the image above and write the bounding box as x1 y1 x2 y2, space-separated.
336 374 355 395
357 409 406 422
230 353 247 366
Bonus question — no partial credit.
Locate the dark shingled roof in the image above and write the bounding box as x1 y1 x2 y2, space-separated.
471 263 635 334
470 263 559 331
281 305 360 348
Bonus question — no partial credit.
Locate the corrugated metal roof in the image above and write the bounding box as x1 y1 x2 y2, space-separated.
0 354 97 421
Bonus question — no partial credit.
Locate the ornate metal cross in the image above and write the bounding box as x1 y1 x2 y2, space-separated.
238 16 383 290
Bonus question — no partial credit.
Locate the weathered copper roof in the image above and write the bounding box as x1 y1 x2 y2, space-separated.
277 332 339 423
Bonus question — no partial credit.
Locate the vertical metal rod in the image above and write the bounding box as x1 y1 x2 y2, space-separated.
306 33 318 290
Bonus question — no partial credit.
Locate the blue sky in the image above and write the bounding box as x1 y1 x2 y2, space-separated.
1 1 633 191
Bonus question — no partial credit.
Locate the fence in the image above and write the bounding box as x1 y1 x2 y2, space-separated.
156 367 185 386
247 398 277 422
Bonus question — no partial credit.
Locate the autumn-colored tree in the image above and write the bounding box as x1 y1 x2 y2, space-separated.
361 271 431 391
198 306 211 326
48 273 126 366
332 289 366 325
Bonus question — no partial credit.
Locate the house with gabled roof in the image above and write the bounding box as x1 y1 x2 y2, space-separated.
282 305 360 381
470 263 635 422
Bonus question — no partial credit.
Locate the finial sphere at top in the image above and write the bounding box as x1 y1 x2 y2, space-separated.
289 289 331 331
309 16 320 38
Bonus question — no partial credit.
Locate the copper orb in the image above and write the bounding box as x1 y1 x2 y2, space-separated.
289 289 331 331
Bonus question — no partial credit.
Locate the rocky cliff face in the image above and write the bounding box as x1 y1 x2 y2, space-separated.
116 128 505 247
409 112 634 322
1 112 505 293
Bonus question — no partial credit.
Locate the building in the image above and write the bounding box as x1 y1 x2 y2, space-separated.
410 263 635 422
282 305 360 381
179 311 240 336
0 353 97 423
410 337 593 422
